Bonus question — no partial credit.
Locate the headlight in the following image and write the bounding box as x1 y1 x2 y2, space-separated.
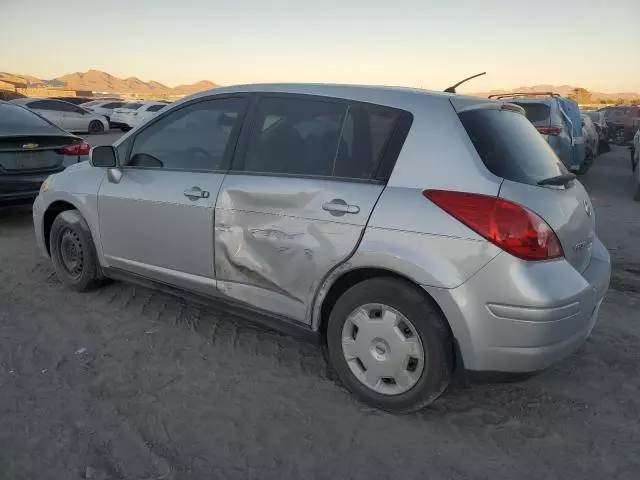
40 176 53 193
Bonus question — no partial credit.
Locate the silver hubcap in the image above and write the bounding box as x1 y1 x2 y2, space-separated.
341 303 425 395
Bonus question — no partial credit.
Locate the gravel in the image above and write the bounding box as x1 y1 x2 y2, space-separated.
0 146 638 480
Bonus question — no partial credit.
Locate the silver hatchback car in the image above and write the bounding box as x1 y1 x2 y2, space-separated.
33 84 611 412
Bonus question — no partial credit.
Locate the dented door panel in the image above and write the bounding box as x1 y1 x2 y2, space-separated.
214 174 384 323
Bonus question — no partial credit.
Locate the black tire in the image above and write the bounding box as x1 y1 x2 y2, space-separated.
326 277 453 413
50 210 102 292
88 120 104 134
120 126 130 132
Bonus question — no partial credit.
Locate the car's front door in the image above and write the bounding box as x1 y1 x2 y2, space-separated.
98 96 247 295
214 94 406 323
28 100 63 128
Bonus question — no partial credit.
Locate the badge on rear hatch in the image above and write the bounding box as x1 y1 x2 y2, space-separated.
22 143 39 149
584 199 592 217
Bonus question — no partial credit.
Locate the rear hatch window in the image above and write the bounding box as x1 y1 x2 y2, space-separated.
459 105 594 273
458 107 567 186
510 102 550 125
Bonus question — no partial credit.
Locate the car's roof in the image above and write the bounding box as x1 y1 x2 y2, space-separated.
189 83 460 106
10 97 36 104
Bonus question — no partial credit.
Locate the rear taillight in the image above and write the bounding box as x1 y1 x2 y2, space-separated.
423 190 564 261
535 126 563 136
60 142 91 156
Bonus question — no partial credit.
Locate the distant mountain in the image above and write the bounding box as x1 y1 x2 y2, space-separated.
173 80 219 95
0 70 219 97
472 85 640 101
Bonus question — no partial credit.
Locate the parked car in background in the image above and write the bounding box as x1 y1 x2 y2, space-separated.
604 106 640 145
10 98 109 134
584 110 610 154
109 101 168 131
80 100 126 122
581 113 599 168
0 101 90 205
489 93 587 173
33 84 610 412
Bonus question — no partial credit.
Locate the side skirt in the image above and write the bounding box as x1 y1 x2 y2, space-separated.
102 266 321 344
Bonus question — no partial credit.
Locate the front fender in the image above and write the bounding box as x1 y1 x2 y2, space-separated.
39 165 106 264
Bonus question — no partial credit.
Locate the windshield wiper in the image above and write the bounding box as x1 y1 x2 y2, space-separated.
537 173 576 186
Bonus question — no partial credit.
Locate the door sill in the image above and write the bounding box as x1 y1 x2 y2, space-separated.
101 266 320 342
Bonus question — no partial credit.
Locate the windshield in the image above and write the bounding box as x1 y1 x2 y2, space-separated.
459 108 567 185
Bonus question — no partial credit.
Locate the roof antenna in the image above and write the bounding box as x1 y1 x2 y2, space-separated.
444 72 486 94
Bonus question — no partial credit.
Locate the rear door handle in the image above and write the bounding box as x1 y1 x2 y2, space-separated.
183 186 210 201
322 199 360 216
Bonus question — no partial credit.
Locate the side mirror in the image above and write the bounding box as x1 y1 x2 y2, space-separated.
90 145 117 168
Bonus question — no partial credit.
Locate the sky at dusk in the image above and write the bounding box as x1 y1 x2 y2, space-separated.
1 0 638 93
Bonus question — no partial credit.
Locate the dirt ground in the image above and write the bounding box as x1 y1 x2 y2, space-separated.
0 146 639 480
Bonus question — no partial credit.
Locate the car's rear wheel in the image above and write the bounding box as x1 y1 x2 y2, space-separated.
326 277 453 413
88 120 104 134
50 210 102 292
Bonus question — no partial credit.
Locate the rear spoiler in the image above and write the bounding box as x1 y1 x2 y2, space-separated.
488 92 560 100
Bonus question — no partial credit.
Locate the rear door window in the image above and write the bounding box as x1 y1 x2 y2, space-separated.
510 102 550 124
239 96 402 180
459 108 567 185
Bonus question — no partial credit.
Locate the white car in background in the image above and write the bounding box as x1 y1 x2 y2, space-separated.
109 101 168 131
80 100 126 122
10 98 109 134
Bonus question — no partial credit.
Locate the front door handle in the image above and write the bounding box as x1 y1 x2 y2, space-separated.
322 199 360 216
183 186 210 201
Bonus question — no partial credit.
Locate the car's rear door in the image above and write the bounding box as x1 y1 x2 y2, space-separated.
98 95 248 295
58 102 90 132
214 93 407 323
456 103 595 274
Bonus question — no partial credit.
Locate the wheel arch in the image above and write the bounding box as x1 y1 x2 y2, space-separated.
43 200 78 255
313 265 462 371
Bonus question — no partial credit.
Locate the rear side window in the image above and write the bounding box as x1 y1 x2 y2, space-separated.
240 96 401 180
123 103 143 110
0 103 59 134
102 102 124 109
146 104 165 112
511 102 550 123
459 108 567 185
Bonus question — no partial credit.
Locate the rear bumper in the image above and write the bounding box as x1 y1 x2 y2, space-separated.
109 119 133 129
426 238 611 373
1 171 55 205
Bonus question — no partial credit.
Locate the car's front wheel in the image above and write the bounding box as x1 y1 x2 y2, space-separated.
326 277 453 413
50 210 102 292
